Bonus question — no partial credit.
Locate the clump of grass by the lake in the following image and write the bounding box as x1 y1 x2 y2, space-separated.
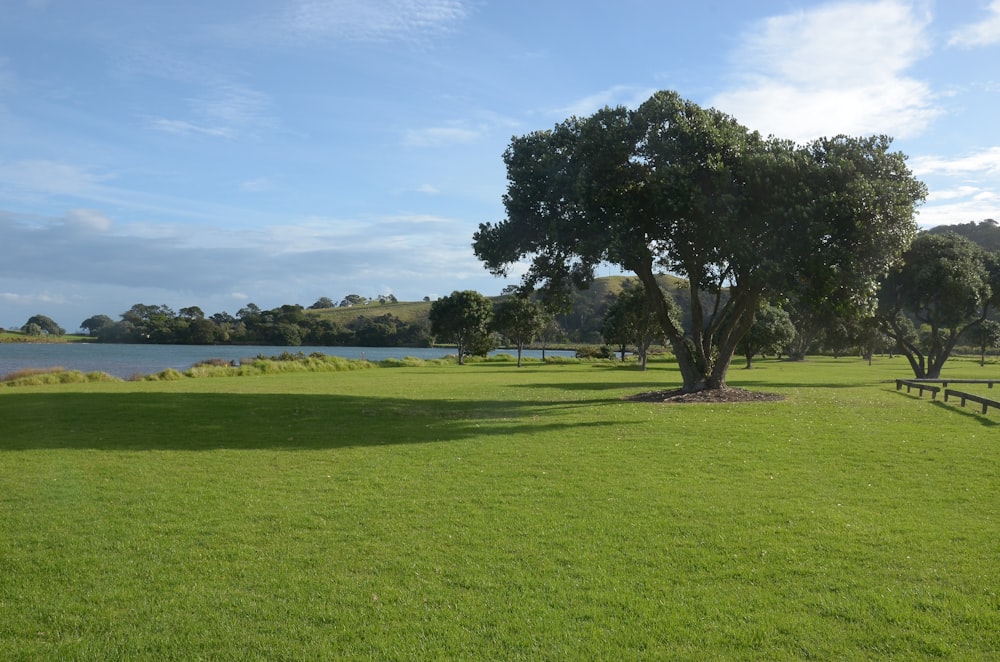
0 366 120 387
377 356 454 368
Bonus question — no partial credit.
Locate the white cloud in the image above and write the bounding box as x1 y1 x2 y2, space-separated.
948 0 1000 48
910 147 1000 177
927 185 988 202
916 194 1000 228
64 209 113 233
554 85 659 118
710 0 938 142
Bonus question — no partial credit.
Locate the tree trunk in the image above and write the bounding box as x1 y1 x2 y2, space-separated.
635 261 760 393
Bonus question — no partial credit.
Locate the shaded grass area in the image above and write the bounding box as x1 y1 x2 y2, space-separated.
1 358 998 659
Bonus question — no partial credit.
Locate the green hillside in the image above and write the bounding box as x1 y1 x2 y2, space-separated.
305 274 695 345
926 219 1000 252
308 300 433 325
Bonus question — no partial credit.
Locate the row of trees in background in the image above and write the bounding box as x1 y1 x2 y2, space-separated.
429 290 557 366
78 303 433 348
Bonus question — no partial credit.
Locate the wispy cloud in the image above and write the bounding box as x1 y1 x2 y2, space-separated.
917 192 1000 227
404 125 480 147
0 160 113 197
148 83 275 139
710 0 938 142
149 118 234 138
64 208 113 233
910 147 1000 177
240 177 275 193
948 0 1000 48
280 0 472 43
554 85 659 118
216 0 473 48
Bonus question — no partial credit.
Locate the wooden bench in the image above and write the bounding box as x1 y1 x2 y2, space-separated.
911 378 996 388
944 389 1000 415
895 379 941 399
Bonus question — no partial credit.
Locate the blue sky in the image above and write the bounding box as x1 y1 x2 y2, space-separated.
2 0 1000 330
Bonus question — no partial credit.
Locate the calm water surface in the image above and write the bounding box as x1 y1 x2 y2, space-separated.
0 344 575 379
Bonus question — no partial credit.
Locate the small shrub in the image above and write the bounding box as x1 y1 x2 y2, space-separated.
143 368 185 381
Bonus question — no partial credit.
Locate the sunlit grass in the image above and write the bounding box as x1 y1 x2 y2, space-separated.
1 356 997 659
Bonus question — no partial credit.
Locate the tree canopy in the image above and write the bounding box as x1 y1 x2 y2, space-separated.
22 314 65 336
492 295 546 367
474 90 926 392
601 280 666 369
879 232 1000 378
429 290 495 365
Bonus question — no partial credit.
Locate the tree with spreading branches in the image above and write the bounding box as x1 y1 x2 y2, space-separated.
473 90 925 392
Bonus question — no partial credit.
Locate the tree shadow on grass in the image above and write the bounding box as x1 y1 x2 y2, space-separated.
929 400 1000 428
515 381 674 392
0 392 623 451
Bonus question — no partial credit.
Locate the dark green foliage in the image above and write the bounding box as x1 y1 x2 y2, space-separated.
309 297 336 309
22 314 65 336
963 318 1000 366
879 232 1000 378
736 303 795 368
474 90 925 392
429 290 494 364
80 314 115 337
601 280 667 369
492 295 546 366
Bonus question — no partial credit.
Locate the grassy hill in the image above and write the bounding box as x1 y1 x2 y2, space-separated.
308 300 433 325
926 219 1000 252
306 274 694 345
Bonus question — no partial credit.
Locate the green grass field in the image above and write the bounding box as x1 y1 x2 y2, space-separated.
1 356 998 659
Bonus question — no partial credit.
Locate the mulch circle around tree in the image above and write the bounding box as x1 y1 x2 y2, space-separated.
624 387 786 404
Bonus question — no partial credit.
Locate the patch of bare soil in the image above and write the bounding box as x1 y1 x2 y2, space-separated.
624 386 785 404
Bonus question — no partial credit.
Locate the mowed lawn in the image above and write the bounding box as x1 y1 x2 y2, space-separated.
1 356 997 660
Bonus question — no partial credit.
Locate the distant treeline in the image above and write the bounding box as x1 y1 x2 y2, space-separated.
80 303 433 347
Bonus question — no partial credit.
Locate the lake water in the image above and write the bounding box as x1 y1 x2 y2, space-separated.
0 343 576 379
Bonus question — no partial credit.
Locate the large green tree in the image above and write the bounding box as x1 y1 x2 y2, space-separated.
429 290 494 365
965 319 1000 367
736 302 796 369
601 281 666 369
879 232 1000 378
22 314 65 336
473 90 925 392
492 295 545 367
